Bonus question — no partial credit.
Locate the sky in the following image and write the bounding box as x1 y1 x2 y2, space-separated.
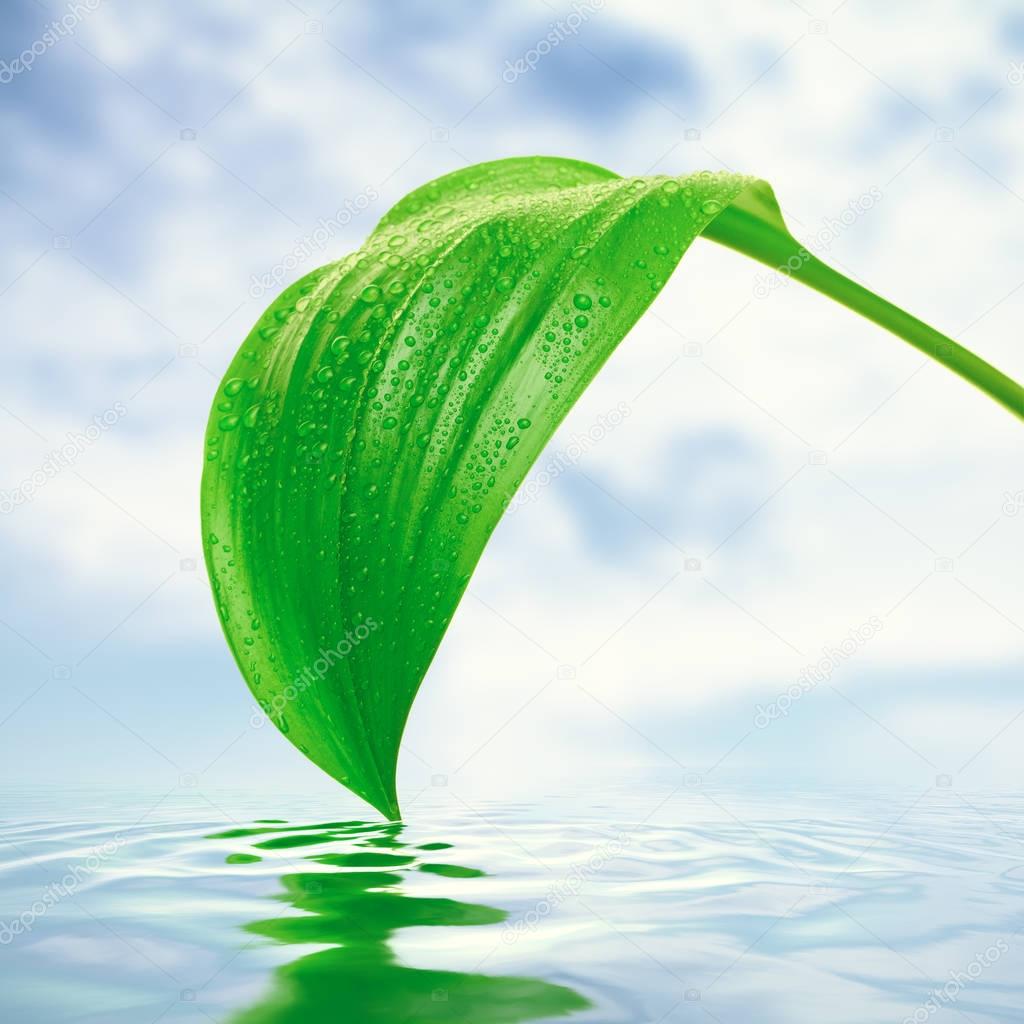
1 0 1022 813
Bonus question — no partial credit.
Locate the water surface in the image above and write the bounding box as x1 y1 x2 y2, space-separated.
2 782 1022 1022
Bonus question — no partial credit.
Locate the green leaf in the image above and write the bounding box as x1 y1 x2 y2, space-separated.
201 157 1023 819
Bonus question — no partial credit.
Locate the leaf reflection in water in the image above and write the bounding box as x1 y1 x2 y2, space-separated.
205 818 590 1024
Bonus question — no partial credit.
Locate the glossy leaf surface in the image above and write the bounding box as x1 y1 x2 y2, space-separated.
201 157 1022 818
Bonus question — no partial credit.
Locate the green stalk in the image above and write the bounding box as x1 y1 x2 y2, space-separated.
703 202 1024 422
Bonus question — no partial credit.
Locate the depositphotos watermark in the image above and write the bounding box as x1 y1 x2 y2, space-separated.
1002 489 1023 516
902 939 1008 1024
250 618 380 727
502 0 605 83
502 830 630 943
248 187 380 299
1 402 127 514
0 0 102 83
0 833 126 945
754 615 883 728
752 186 883 299
507 401 631 512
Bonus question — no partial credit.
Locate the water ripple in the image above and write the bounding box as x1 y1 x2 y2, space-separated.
1 784 1022 1023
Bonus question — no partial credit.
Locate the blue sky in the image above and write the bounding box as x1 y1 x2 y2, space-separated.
1 0 1022 811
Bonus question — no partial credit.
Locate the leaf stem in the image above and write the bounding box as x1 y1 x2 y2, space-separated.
704 204 1024 422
